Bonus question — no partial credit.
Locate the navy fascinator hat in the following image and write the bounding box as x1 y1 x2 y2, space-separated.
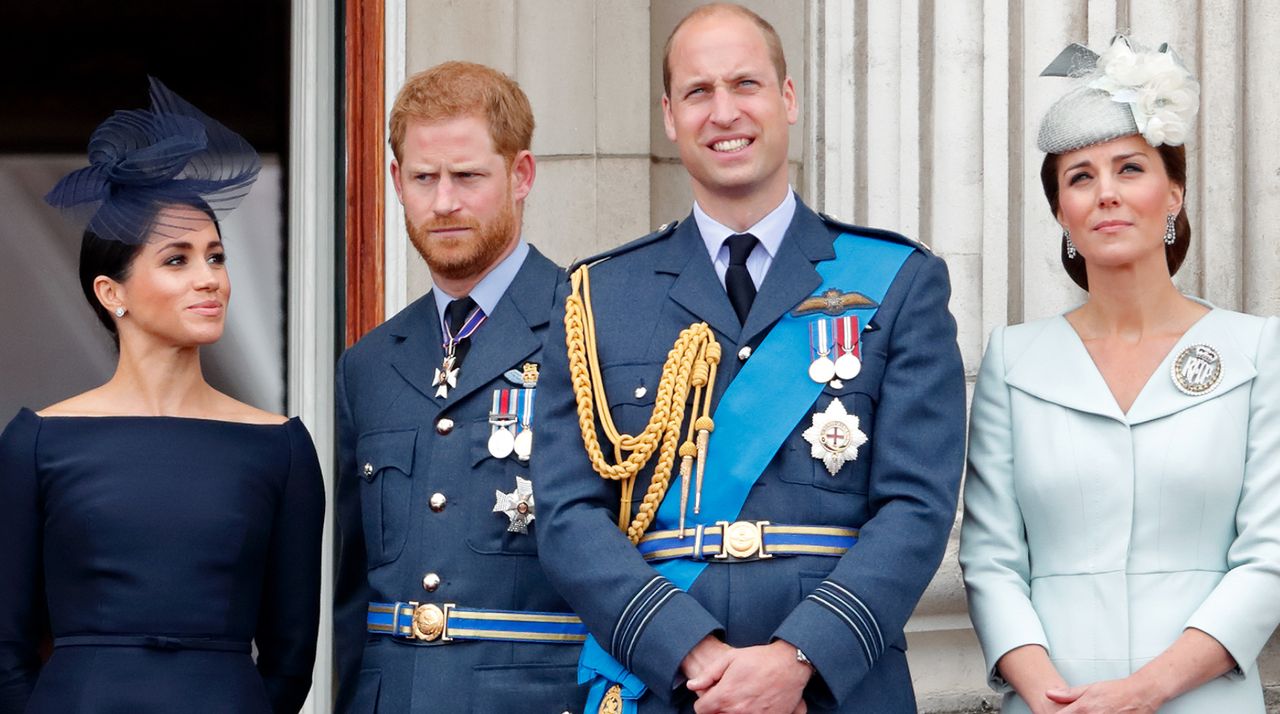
44 77 261 245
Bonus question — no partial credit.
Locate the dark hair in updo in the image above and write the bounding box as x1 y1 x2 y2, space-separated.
1039 142 1191 291
78 231 145 345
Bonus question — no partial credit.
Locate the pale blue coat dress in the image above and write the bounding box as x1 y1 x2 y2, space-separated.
960 307 1280 713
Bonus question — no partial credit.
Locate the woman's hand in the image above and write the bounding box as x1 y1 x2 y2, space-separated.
996 645 1070 714
1046 675 1164 713
1047 628 1235 712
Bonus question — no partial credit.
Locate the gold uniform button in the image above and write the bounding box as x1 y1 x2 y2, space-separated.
738 346 752 361
362 462 374 477
429 492 447 512
422 572 441 592
436 417 454 435
634 385 647 399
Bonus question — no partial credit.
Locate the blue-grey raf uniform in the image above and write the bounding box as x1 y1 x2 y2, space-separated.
335 245 587 714
532 197 967 712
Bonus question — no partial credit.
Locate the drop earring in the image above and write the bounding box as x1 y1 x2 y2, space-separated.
1063 228 1076 259
1164 214 1176 245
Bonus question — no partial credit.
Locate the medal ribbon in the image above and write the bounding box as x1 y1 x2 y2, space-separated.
578 233 916 714
836 315 860 359
519 387 536 432
809 318 832 361
442 305 487 352
490 389 517 439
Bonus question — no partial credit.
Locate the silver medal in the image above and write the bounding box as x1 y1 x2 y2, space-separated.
1171 344 1223 396
488 426 515 459
513 428 533 462
808 356 836 384
834 353 861 380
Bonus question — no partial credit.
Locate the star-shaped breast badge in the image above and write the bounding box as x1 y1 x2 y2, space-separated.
801 397 868 476
494 476 536 534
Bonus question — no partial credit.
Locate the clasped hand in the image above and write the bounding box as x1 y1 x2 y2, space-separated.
683 638 812 714
1038 676 1164 714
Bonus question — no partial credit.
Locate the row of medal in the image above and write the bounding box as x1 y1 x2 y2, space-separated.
807 315 862 385
803 315 868 475
487 363 540 461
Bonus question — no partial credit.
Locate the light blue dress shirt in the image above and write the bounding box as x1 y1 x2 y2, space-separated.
431 239 529 332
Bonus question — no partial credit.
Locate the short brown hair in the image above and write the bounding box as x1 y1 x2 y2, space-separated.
662 3 787 97
1040 142 1191 291
388 61 534 165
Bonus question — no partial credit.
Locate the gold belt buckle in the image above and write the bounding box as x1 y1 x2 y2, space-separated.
408 602 455 642
713 520 772 560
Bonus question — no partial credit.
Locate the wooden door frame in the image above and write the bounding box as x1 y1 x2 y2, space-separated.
344 0 385 346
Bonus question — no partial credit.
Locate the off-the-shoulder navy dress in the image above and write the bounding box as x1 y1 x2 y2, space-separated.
0 407 325 713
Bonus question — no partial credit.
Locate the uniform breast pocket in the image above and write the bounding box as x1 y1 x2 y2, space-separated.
782 390 876 494
602 362 661 437
467 417 538 557
356 428 418 567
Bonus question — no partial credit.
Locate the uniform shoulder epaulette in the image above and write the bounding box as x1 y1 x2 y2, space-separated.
818 212 933 254
570 219 681 271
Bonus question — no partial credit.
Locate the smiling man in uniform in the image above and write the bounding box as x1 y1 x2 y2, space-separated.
533 4 966 713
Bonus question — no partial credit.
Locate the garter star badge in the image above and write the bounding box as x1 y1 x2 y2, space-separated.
1171 344 1223 396
802 398 868 476
494 476 536 534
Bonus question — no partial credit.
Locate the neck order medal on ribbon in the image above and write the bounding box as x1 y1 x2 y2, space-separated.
435 303 488 399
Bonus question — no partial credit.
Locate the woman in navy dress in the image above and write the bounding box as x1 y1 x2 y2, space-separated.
0 78 324 713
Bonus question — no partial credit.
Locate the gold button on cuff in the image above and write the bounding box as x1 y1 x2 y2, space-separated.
436 417 454 435
422 572 441 592
429 492 447 512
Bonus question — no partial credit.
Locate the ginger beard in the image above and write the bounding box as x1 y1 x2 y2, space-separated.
406 181 518 282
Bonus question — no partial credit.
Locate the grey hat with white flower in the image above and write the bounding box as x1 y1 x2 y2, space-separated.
1037 36 1199 154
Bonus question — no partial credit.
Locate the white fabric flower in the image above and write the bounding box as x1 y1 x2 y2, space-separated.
1086 37 1199 147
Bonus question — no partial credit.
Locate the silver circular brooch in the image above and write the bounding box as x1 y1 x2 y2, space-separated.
1171 344 1223 396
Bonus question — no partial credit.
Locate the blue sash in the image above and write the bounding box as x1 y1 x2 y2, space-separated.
579 233 916 713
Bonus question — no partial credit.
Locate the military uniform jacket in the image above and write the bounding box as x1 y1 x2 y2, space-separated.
532 198 967 713
334 246 586 714
961 310 1280 713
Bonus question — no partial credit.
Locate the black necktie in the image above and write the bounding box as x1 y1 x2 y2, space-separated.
444 296 479 368
725 233 758 324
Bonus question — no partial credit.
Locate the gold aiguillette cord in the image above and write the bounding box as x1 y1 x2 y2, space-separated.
565 264 721 544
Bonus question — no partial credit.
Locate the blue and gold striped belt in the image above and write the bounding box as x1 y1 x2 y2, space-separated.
637 520 858 562
367 602 587 644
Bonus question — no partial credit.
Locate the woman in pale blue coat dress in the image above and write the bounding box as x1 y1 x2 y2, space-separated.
960 37 1280 714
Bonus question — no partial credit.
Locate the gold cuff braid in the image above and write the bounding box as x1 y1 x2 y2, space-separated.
565 264 721 544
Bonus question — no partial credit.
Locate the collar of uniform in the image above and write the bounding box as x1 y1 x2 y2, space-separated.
432 239 530 330
693 189 795 266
